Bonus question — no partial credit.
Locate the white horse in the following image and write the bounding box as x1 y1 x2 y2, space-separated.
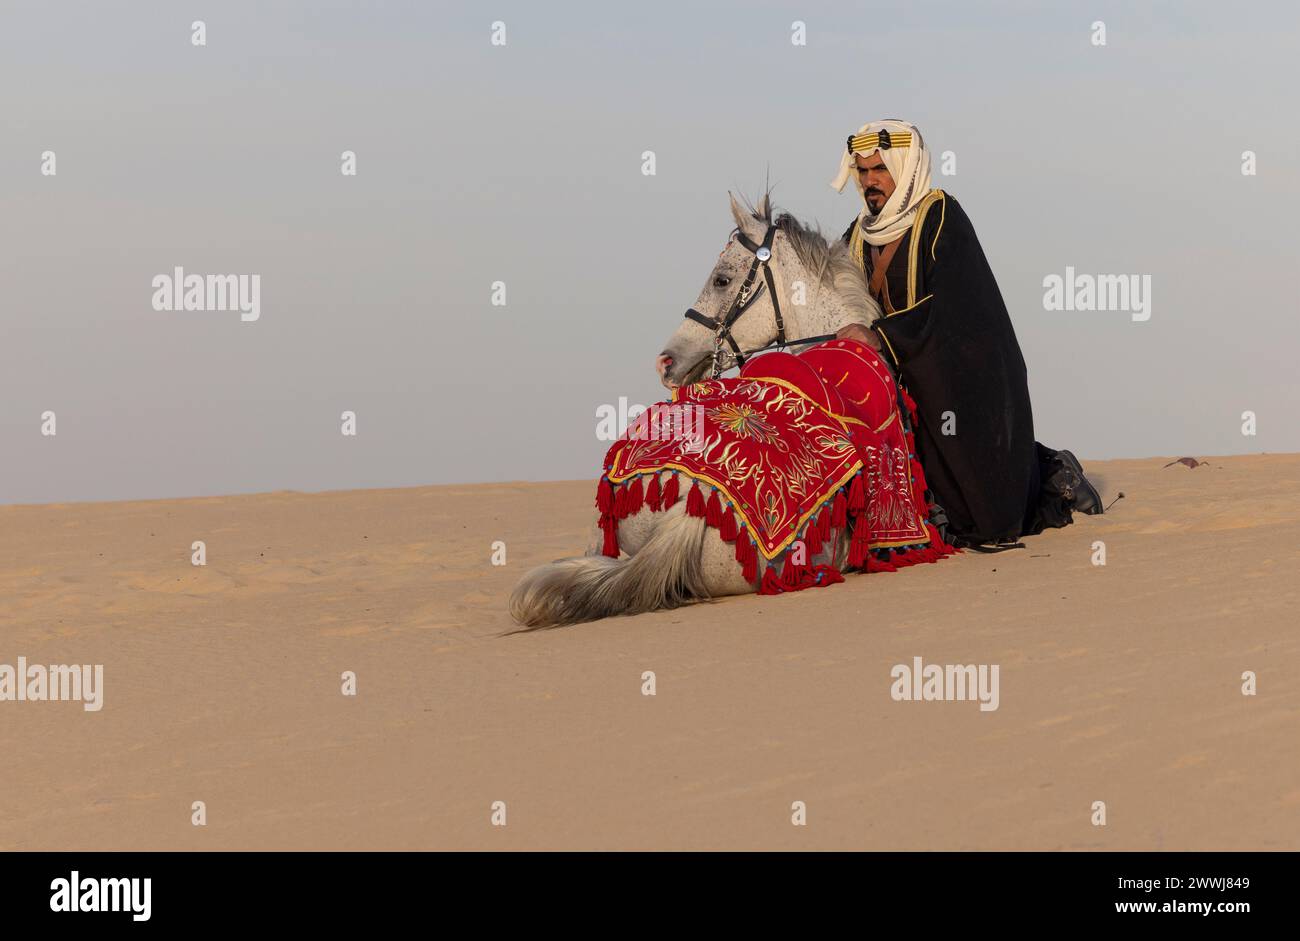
509 194 885 629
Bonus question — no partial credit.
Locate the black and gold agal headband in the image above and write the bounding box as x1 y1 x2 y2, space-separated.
846 128 914 154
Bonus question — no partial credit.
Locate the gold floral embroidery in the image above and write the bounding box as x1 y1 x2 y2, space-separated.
706 403 779 444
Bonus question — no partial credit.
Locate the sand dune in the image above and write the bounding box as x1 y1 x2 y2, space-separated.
1 454 1297 850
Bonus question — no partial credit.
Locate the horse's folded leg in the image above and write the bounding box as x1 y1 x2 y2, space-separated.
583 520 604 557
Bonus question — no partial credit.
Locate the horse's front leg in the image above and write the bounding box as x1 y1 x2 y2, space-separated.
583 520 604 557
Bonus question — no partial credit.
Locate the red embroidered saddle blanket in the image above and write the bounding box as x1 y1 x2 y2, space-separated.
597 339 954 590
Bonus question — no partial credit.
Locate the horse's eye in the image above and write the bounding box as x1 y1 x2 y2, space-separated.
713 275 731 288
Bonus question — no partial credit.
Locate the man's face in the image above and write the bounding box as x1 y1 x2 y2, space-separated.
855 152 895 213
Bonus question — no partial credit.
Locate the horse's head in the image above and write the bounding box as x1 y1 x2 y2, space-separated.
655 193 880 390
655 193 790 390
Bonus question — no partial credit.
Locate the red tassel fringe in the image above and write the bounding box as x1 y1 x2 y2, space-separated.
848 526 871 569
926 523 958 557
719 505 738 542
591 454 956 583
686 481 705 517
646 474 662 511
910 459 927 493
600 513 618 557
759 563 845 595
705 489 723 527
735 528 757 584
847 471 866 512
661 473 679 509
832 490 847 528
866 555 898 573
804 517 823 556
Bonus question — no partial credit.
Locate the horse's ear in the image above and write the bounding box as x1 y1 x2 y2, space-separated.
728 192 765 245
757 192 771 220
728 191 745 227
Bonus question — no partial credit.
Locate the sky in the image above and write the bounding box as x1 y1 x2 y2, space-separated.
3 0 1298 504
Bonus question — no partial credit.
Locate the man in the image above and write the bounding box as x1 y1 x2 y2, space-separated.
829 119 1102 549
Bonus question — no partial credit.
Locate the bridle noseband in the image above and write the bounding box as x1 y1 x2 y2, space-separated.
683 222 787 378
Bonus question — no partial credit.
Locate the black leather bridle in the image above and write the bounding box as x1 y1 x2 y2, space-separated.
681 219 851 380
683 222 788 378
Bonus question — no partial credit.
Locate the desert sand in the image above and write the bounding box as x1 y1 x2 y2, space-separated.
1 453 1297 851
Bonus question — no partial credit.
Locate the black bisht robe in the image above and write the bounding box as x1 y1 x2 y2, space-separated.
843 193 1063 545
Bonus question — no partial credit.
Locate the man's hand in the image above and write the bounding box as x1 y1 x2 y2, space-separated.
836 321 881 351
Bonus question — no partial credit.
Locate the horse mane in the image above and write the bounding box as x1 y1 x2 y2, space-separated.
736 189 880 325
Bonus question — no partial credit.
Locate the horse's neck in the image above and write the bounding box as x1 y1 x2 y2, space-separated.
783 279 861 344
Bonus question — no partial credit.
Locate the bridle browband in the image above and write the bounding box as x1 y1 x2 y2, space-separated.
682 220 837 378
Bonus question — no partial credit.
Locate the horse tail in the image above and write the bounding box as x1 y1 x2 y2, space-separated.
509 506 710 629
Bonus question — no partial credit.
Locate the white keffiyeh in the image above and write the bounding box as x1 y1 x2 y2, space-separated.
829 120 933 247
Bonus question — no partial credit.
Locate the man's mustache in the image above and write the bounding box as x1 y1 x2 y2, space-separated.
865 187 885 198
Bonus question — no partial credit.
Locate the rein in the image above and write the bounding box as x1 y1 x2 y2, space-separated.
739 331 839 358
